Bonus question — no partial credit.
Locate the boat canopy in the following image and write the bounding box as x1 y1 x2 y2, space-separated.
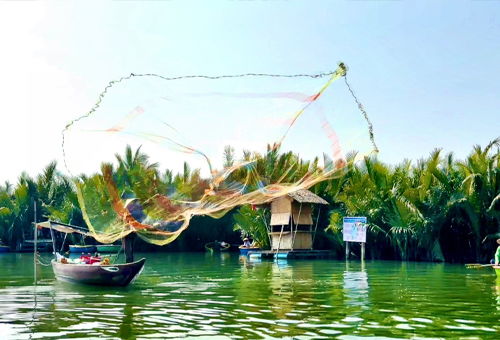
36 220 94 237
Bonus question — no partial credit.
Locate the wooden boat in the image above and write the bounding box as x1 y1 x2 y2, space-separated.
69 244 97 253
96 244 121 253
0 245 9 253
51 257 146 286
494 265 500 277
36 221 146 286
239 246 260 256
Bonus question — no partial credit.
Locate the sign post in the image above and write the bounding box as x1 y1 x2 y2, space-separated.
342 217 367 261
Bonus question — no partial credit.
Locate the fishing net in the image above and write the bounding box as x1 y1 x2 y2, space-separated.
63 63 377 245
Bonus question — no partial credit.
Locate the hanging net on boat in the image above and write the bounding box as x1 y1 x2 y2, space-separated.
63 63 378 245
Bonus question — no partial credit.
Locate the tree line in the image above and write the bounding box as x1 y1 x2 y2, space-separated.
0 139 498 262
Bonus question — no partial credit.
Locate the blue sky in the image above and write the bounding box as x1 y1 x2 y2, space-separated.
0 0 499 182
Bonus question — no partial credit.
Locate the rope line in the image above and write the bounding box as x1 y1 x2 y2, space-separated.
343 74 379 153
62 66 378 176
61 70 340 174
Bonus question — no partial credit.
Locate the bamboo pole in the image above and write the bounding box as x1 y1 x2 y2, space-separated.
49 223 57 259
276 224 284 254
311 208 321 250
59 233 67 253
33 201 37 285
291 203 302 251
260 212 272 248
276 215 289 255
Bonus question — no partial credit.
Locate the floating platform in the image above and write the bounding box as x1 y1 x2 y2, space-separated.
17 239 53 253
247 249 332 260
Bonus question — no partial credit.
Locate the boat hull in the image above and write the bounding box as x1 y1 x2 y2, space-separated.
96 244 121 253
69 245 97 253
239 247 260 256
51 258 146 286
0 246 9 253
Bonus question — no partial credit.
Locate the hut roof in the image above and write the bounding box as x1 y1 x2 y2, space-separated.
288 189 328 205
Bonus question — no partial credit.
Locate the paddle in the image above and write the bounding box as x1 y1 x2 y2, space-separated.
465 263 496 269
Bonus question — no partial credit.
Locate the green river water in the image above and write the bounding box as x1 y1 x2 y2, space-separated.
0 252 499 339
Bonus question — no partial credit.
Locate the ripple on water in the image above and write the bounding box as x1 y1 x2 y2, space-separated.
342 316 363 323
2 254 500 339
319 329 342 335
391 315 408 322
395 323 414 330
62 322 106 330
410 317 433 324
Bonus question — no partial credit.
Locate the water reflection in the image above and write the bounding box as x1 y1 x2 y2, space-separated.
495 277 500 311
343 261 369 309
1 253 500 339
269 260 314 319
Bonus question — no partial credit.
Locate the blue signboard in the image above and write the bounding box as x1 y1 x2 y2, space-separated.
342 217 367 243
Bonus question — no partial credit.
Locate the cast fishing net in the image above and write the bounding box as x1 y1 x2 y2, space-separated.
63 63 377 245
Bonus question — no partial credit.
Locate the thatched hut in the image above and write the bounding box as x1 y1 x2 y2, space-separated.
269 189 328 251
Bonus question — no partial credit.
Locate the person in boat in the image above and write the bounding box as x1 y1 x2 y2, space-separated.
242 237 251 248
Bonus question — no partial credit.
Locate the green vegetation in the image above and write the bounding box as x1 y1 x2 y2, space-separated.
0 162 84 249
0 140 498 262
325 139 500 262
233 204 270 249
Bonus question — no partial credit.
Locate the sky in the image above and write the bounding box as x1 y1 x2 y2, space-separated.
0 0 499 183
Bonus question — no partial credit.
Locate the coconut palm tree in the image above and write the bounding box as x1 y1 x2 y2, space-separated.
452 138 500 260
0 174 38 249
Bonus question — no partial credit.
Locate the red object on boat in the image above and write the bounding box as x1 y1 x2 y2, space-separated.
80 255 102 264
